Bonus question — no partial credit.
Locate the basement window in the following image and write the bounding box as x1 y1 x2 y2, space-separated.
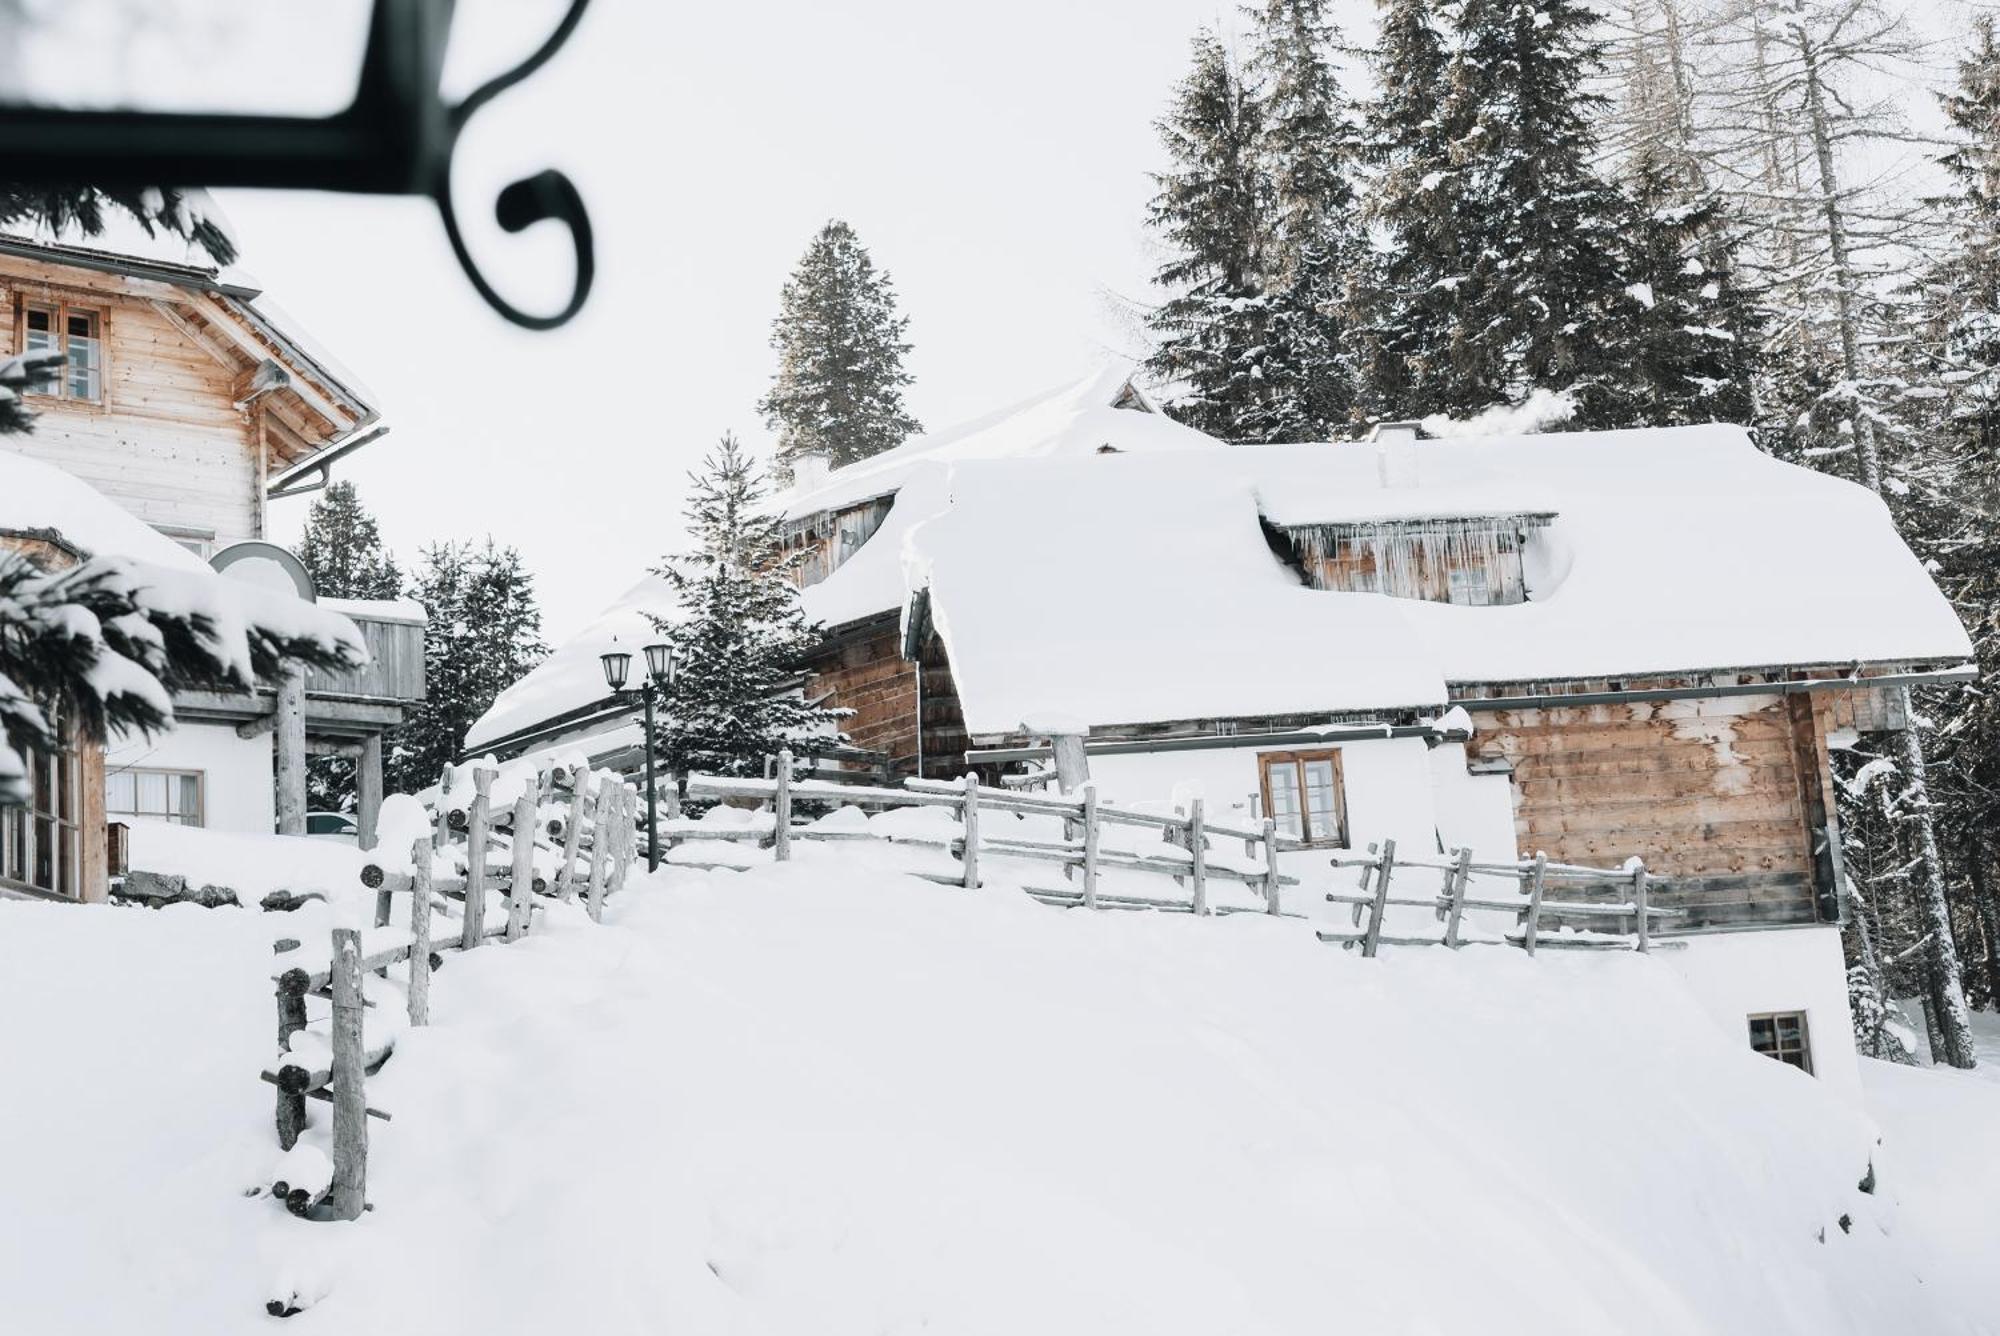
21 300 103 401
1259 750 1347 846
1748 1012 1813 1074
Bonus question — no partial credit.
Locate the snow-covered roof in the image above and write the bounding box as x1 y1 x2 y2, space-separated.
463 574 675 752
317 595 426 625
901 426 1973 735
0 449 215 572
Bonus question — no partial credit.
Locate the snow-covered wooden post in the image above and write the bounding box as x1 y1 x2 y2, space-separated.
461 769 493 950
1442 848 1472 948
1189 798 1208 915
556 765 587 900
1081 784 1100 911
327 928 367 1221
507 793 535 941
1050 731 1090 795
433 764 454 852
1631 860 1651 954
407 839 433 1026
1362 839 1397 959
961 773 981 889
1521 853 1548 957
1262 818 1281 915
274 968 310 1150
774 748 794 862
585 780 615 922
357 733 383 852
276 666 308 836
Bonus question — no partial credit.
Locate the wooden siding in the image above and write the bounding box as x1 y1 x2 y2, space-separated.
805 617 920 776
1467 694 1827 930
0 267 261 546
1284 517 1543 605
786 496 894 590
915 625 969 779
306 615 425 704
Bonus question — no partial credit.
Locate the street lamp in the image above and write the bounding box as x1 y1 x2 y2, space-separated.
600 641 674 872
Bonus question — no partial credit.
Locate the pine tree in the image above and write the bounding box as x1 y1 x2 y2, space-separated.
1144 29 1275 440
0 186 236 266
758 221 921 476
298 481 401 602
1241 0 1365 439
1353 0 1459 422
646 435 843 781
384 540 547 795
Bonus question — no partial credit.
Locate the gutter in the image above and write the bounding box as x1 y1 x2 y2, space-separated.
1452 665 1976 713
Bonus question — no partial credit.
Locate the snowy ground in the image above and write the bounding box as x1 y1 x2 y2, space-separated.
3 842 1998 1334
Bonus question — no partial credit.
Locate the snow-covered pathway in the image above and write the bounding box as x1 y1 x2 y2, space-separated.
5 852 1999 1334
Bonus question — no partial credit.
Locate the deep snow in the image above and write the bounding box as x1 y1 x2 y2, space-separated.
2 845 1997 1334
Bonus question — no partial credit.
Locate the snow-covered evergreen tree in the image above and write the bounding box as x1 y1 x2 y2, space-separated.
1241 0 1366 440
298 481 401 603
758 221 921 477
384 540 547 795
646 435 843 780
0 186 236 265
1144 29 1276 440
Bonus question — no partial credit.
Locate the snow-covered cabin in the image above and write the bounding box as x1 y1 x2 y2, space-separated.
0 216 421 883
467 367 1973 1089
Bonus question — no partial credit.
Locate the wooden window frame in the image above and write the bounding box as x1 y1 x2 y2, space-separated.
16 294 107 405
105 766 206 829
1 725 82 899
1258 749 1349 848
1747 1011 1813 1074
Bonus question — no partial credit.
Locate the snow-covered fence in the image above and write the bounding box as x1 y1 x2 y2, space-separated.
262 762 637 1228
1319 842 1685 956
678 749 1302 916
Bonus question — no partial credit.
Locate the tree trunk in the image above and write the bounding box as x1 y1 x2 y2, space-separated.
1896 708 1978 1067
1968 834 2000 1010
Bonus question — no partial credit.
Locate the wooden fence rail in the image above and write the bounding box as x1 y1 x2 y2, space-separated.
263 761 638 1228
679 750 1301 917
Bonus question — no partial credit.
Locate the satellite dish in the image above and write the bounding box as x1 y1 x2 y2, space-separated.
211 541 315 601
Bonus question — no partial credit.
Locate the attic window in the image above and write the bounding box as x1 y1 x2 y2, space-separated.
1747 1012 1812 1074
21 300 103 402
1282 516 1548 607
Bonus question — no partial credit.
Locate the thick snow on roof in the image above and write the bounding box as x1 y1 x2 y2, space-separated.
464 574 675 752
0 448 213 571
903 426 1972 735
781 363 1221 522
317 595 426 625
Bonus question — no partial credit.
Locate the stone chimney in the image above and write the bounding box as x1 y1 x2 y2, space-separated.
791 449 832 492
1367 421 1422 488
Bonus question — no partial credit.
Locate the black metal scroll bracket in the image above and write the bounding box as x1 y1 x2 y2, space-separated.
433 0 595 330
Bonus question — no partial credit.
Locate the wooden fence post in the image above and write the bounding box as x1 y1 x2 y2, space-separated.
615 787 636 890
774 749 794 862
1522 853 1548 957
1189 798 1208 915
557 765 587 900
507 793 536 941
327 928 367 1221
274 968 310 1150
585 780 615 922
1262 818 1282 915
1362 838 1398 959
1442 847 1472 948
461 768 493 950
1080 784 1100 910
408 839 433 1026
1632 859 1651 954
961 773 981 889
433 764 454 852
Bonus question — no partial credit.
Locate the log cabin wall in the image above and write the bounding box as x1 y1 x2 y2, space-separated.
804 615 921 776
1465 693 1832 930
914 624 969 779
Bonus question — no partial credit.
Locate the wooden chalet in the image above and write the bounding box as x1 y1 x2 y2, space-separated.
0 220 420 899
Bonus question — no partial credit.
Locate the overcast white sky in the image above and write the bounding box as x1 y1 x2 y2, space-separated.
195 0 1359 641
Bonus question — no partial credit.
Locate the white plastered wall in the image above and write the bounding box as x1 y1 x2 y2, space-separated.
1660 926 1861 1103
105 720 275 836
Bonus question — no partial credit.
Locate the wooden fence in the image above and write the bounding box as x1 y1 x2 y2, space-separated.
1319 840 1683 956
262 762 637 1227
679 749 1302 916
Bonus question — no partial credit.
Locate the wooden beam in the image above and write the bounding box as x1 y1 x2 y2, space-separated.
276 667 307 835
147 298 244 373
357 734 384 853
185 291 354 433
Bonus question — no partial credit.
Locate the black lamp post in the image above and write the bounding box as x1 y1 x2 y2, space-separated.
600 641 674 872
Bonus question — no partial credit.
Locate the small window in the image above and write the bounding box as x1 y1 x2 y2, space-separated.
1748 1012 1812 1074
1259 750 1347 846
153 526 215 560
1447 566 1493 607
107 768 205 828
20 299 103 401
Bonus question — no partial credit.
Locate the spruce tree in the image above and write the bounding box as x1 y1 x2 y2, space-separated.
384 540 547 795
298 481 401 602
1144 29 1275 440
758 221 921 476
646 435 843 780
1242 0 1365 439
